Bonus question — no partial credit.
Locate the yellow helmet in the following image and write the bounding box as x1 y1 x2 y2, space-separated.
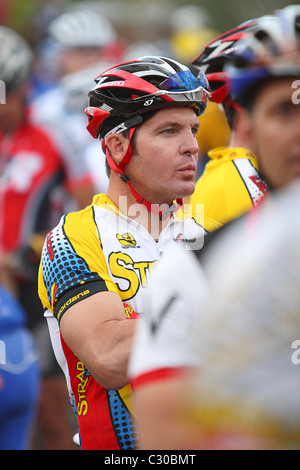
171 27 219 64
196 101 231 155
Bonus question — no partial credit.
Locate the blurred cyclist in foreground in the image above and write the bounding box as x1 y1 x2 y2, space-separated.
128 5 300 450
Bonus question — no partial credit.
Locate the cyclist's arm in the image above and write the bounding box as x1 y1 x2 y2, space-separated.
60 290 137 390
133 373 203 450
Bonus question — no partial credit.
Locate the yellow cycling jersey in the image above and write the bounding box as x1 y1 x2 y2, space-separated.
190 147 268 226
38 193 219 321
38 193 219 449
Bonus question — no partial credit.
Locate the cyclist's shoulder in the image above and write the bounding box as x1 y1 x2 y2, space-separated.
207 146 257 162
59 193 118 234
0 286 26 329
179 204 222 233
30 85 65 122
192 213 246 264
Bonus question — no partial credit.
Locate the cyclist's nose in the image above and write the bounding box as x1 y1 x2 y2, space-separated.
180 131 199 156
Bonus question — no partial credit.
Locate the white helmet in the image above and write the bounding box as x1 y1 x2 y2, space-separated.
49 8 117 48
0 26 33 92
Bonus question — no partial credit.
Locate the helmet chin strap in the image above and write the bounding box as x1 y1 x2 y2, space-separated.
103 127 183 220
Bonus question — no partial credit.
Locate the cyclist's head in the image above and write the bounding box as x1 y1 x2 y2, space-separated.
85 56 210 140
0 26 33 133
227 5 300 110
225 5 300 190
85 56 211 217
48 8 116 49
48 8 121 76
191 20 258 129
0 26 33 94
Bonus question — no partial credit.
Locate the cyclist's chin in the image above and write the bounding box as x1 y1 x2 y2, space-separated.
151 179 196 205
176 179 196 198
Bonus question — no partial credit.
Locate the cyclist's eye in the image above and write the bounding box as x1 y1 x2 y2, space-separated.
275 101 297 118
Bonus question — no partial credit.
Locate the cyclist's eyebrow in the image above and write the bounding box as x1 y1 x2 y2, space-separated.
154 120 200 132
193 120 200 131
156 121 181 129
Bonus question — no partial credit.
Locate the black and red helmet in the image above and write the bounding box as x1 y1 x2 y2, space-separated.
85 56 211 139
191 20 257 125
85 56 211 218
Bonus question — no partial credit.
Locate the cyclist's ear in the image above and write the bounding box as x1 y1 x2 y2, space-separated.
233 109 254 149
105 133 130 164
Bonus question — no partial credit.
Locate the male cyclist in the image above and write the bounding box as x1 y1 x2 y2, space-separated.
190 21 268 225
38 56 217 449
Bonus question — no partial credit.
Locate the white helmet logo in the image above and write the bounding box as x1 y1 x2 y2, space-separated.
144 100 153 106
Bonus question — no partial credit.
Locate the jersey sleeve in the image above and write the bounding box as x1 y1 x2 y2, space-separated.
128 244 211 388
38 205 119 322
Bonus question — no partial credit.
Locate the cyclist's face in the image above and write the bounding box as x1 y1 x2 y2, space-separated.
247 78 300 189
60 47 105 75
0 87 27 133
125 107 200 205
